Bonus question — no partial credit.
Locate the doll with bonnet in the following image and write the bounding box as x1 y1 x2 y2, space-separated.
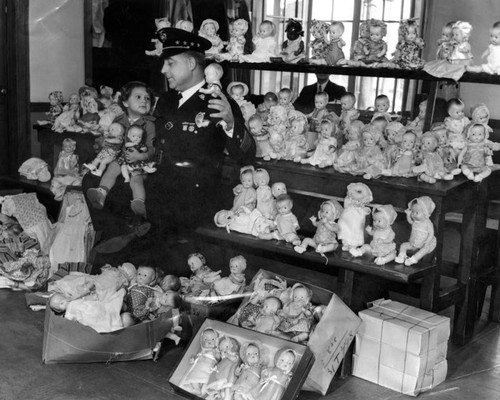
267 105 289 159
227 81 256 123
309 20 330 64
350 204 398 265
198 19 224 57
278 283 314 342
284 111 309 162
232 341 266 400
216 18 248 62
391 18 425 69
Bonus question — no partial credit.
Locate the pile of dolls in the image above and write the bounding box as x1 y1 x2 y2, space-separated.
180 253 248 304
179 326 299 400
46 262 182 334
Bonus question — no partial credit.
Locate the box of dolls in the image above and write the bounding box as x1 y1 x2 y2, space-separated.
168 318 314 400
227 269 361 395
181 296 244 331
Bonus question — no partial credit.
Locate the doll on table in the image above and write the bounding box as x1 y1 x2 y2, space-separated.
444 98 470 167
117 125 156 183
470 103 494 165
257 92 278 122
242 296 282 335
468 21 500 74
391 18 425 69
309 20 330 64
46 91 64 122
351 126 386 179
248 114 277 161
337 182 373 252
350 204 398 265
271 182 287 219
294 199 343 255
184 253 222 296
54 138 79 177
449 21 474 66
198 19 224 58
280 19 305 63
232 166 257 214
227 82 256 123
52 94 81 133
278 88 295 114
284 112 308 162
217 18 248 62
183 328 221 396
325 21 346 66
436 21 456 61
258 194 301 246
199 63 224 98
406 99 427 138
232 342 265 400
278 284 314 342
83 122 124 177
338 92 360 139
383 131 418 177
372 94 399 123
123 265 159 323
267 105 288 158
363 19 391 67
206 336 241 400
412 131 454 184
240 20 277 63
301 119 337 168
383 121 406 168
254 168 274 219
211 255 247 297
334 120 364 173
306 92 331 134
396 196 437 266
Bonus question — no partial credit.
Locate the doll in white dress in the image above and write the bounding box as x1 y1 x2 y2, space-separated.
468 21 500 74
206 336 241 400
240 20 277 63
334 120 363 173
232 342 265 400
444 98 470 166
232 166 257 214
217 18 248 62
412 131 454 184
254 168 274 219
258 194 300 246
267 105 289 159
211 255 247 297
284 112 308 162
300 119 337 168
198 19 224 57
248 114 277 161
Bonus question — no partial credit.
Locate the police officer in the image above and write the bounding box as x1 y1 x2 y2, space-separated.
147 27 255 237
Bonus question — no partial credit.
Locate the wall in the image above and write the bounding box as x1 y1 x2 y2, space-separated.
423 0 500 118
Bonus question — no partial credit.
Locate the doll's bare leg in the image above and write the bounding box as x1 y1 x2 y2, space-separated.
418 173 436 184
317 242 338 254
395 242 413 263
258 232 276 240
121 164 130 183
291 332 309 342
350 244 369 257
375 250 396 265
294 237 316 254
473 167 491 182
223 387 232 400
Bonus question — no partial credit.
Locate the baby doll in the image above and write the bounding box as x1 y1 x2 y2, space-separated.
294 199 343 255
258 194 301 246
309 20 330 64
242 296 282 334
337 182 373 252
449 21 473 66
468 21 500 74
78 96 100 128
395 196 437 266
431 124 457 174
369 116 390 149
444 98 470 164
51 94 81 133
183 328 221 396
392 18 425 69
384 131 418 177
340 21 369 66
267 105 288 158
240 20 277 63
371 94 399 123
278 284 314 342
436 21 455 60
185 253 222 296
271 182 287 219
338 92 360 139
54 138 79 177
470 103 494 165
301 119 337 168
211 255 247 297
175 19 194 32
278 88 295 114
280 19 305 63
363 19 390 66
306 92 332 134
83 122 124 177
325 21 346 66
334 120 364 173
458 123 500 182
250 348 296 400
232 342 264 400
199 63 224 98
248 114 276 161
406 99 427 138
352 126 385 179
46 91 64 122
232 166 257 213
118 124 156 183
217 18 248 62
350 204 398 265
257 92 278 122
145 18 171 56
254 168 274 219
284 112 308 162
124 265 158 322
383 121 406 168
156 274 181 314
412 131 454 184
206 336 241 400
198 19 224 57
227 81 256 123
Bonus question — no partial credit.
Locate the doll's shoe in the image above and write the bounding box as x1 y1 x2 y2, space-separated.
395 255 406 264
294 245 306 254
349 248 363 257
86 187 106 210
143 165 157 173
404 256 417 266
83 163 96 171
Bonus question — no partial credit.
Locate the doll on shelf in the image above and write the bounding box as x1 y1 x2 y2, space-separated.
145 18 171 56
254 168 274 220
227 81 256 123
280 19 305 63
406 99 427 137
470 103 494 165
325 21 346 66
123 265 158 322
334 120 364 173
363 19 391 67
232 166 257 214
184 253 222 296
351 125 386 179
258 194 301 246
216 18 248 62
338 92 360 139
242 296 282 334
78 96 100 128
449 21 474 66
183 328 221 396
467 21 500 74
350 204 398 265
46 91 64 122
83 122 124 177
205 336 241 400
300 119 337 168
372 94 399 123
458 122 500 182
337 182 373 252
339 21 369 66
278 283 314 342
54 138 79 177
175 19 194 32
436 21 456 61
250 348 296 400
294 199 343 255
306 92 335 134
248 114 277 161
309 20 330 65
383 121 406 168
383 131 418 178
232 342 265 400
267 105 288 158
198 19 224 57
271 182 287 219
412 131 455 184
199 63 224 98
257 92 278 122
444 98 470 167
284 112 308 162
211 255 247 297
117 125 156 183
395 196 437 266
278 88 295 114
240 20 277 63
391 18 425 70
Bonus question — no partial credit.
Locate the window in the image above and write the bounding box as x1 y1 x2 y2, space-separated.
253 0 424 113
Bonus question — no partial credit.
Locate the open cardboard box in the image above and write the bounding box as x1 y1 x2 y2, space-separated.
169 318 314 400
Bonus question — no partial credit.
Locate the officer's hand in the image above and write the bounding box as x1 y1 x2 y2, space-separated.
208 92 234 131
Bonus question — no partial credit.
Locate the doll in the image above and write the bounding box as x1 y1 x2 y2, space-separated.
18 157 51 182
145 18 171 56
257 92 278 122
211 255 247 297
309 20 330 64
242 296 282 334
250 348 296 400
300 119 337 168
258 194 301 246
227 81 256 123
83 122 124 177
395 196 437 266
431 124 457 174
337 182 373 252
406 99 427 137
280 19 305 63
118 125 156 183
232 342 264 400
156 274 181 314
350 204 398 265
213 208 275 238
470 103 494 165
217 18 249 62
412 131 454 184
306 92 333 134
468 21 500 74
371 94 399 123
351 126 385 179
271 182 287 219
232 166 257 213
436 21 455 60
383 121 406 168
369 116 390 149
51 94 81 133
284 112 308 162
444 98 470 164
248 114 277 160
340 21 369 66
46 91 64 122
206 336 241 400
198 19 224 57
175 19 194 32
294 199 343 255
240 20 277 63
449 21 473 66
458 123 500 182
199 63 224 98
267 105 288 158
325 21 346 66
78 96 100 127
185 253 222 296
254 168 274 219
338 92 360 139
384 131 418 177
334 120 363 173
183 328 221 396
278 88 295 114
363 19 390 66
392 18 425 69
54 138 79 177
278 284 314 342
124 265 158 322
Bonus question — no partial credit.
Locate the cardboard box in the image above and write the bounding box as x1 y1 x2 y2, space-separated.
42 308 176 364
169 318 314 400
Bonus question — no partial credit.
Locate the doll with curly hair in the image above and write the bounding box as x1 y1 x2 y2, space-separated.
309 20 330 64
392 18 425 69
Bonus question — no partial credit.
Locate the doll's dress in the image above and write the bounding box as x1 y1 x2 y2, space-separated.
212 273 246 296
54 151 79 176
391 150 416 177
406 115 424 137
254 133 276 159
284 133 308 160
250 367 291 400
47 104 63 121
445 116 470 136
235 99 256 122
274 213 299 243
307 108 330 133
233 364 262 398
352 146 385 178
281 37 305 62
335 140 360 173
232 185 257 213
268 129 287 158
125 283 158 321
117 136 149 174
313 220 338 246
394 38 425 69
420 151 450 178
482 44 500 74
240 36 277 62
93 266 129 301
337 199 369 249
449 42 473 65
384 144 402 168
253 313 281 333
364 40 388 64
325 38 345 66
218 36 245 61
256 186 274 219
408 220 436 254
303 137 336 166
184 347 221 387
311 38 329 60
462 142 489 172
200 33 224 56
52 107 80 133
351 38 367 61
0 249 50 290
48 272 95 300
206 351 240 391
369 227 396 258
279 300 313 335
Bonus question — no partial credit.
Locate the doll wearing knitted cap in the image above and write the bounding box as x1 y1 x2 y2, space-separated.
396 196 437 266
350 205 397 265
